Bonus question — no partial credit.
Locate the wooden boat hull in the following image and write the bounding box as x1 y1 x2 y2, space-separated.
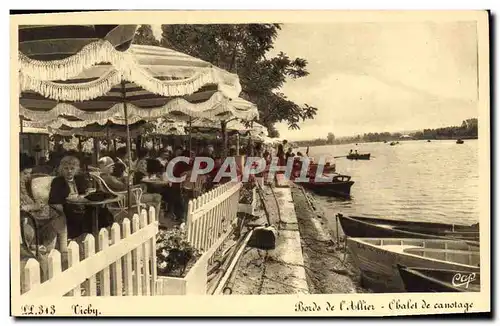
397 265 480 293
346 238 480 292
347 154 371 160
298 175 354 198
337 214 479 242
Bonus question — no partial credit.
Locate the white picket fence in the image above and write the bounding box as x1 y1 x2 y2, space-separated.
186 181 242 254
21 207 158 298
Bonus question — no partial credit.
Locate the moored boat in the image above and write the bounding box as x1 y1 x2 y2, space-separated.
346 237 480 292
299 174 354 198
337 214 479 242
396 265 480 293
346 153 371 160
456 139 464 144
390 141 397 146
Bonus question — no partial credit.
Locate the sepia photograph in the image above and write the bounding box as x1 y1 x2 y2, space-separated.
10 10 490 317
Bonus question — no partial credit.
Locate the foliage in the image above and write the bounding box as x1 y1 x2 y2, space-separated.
326 132 335 144
132 24 318 132
133 25 160 46
156 224 201 277
294 118 479 147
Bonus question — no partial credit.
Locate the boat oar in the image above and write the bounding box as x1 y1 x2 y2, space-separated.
333 155 347 159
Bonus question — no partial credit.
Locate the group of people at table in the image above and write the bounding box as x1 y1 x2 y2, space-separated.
19 139 309 259
19 144 253 258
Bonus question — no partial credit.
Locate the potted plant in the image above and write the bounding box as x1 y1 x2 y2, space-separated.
238 182 257 215
155 224 209 295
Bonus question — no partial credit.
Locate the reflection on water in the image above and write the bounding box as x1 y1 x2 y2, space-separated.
299 139 479 225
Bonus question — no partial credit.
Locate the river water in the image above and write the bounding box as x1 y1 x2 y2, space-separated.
298 139 479 225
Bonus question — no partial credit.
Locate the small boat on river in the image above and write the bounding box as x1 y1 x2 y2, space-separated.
346 237 480 292
298 174 354 198
346 153 371 160
337 214 479 242
390 141 397 146
396 265 480 293
456 139 464 144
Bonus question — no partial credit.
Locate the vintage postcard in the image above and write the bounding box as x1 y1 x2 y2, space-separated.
10 10 490 317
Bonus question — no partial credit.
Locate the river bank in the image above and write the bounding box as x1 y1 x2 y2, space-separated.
222 181 367 295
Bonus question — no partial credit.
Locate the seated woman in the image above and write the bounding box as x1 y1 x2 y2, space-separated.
48 156 113 241
98 157 161 220
20 155 60 253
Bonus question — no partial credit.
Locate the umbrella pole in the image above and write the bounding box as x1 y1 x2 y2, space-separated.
106 126 110 152
121 81 132 212
188 117 192 152
20 116 23 133
249 121 254 156
221 121 227 158
236 133 240 156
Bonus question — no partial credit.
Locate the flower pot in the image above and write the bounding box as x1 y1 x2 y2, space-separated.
238 187 256 215
155 249 211 295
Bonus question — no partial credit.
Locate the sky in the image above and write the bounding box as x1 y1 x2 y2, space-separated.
153 22 479 140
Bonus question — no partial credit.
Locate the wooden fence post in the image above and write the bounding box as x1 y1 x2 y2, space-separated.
83 234 97 296
98 228 111 296
122 218 133 296
139 209 151 295
110 223 123 296
22 259 41 294
131 214 143 295
66 242 80 296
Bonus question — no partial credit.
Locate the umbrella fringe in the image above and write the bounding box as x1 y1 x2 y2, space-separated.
20 93 259 123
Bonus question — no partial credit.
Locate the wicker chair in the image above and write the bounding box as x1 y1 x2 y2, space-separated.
88 172 145 218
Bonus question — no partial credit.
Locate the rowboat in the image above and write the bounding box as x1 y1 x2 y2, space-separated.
346 238 480 292
299 174 354 198
456 139 464 144
337 214 479 242
396 265 480 292
346 153 371 160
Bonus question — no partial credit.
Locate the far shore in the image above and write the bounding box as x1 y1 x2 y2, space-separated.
293 137 478 148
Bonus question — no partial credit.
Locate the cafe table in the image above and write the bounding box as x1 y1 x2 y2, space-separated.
66 195 122 236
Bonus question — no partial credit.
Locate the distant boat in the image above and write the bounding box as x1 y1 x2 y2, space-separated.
390 141 397 146
456 139 464 144
427 140 431 142
397 265 480 293
383 140 387 143
346 238 480 292
346 153 371 160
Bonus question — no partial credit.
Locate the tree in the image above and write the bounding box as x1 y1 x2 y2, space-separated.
158 24 318 131
327 132 335 144
133 25 160 46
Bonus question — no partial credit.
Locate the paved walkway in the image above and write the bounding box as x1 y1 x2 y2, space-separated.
259 186 309 294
